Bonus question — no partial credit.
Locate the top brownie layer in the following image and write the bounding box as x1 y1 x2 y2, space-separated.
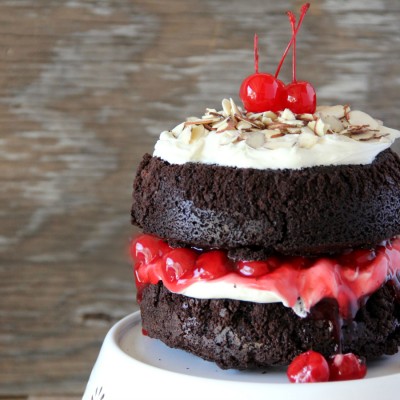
131 149 400 258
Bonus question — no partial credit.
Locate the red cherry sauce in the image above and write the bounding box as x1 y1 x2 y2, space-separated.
131 234 400 322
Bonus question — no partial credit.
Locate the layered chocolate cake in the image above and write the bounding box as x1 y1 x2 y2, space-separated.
130 100 400 371
130 3 400 381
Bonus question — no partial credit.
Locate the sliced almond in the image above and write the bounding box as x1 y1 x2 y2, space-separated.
222 98 231 117
216 117 237 133
268 122 297 130
279 108 296 121
246 131 265 149
298 113 315 122
218 130 239 145
262 129 282 139
171 122 185 137
261 116 274 125
350 130 379 141
230 98 242 118
178 126 192 144
298 131 318 148
190 124 206 142
212 118 229 130
215 120 229 132
287 127 302 134
308 118 329 136
203 113 223 121
236 114 263 128
344 104 351 121
263 111 278 119
347 110 380 130
185 118 218 126
322 115 344 133
318 105 349 120
236 120 251 130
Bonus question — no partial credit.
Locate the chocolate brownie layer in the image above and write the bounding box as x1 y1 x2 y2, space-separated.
140 282 400 370
131 149 400 258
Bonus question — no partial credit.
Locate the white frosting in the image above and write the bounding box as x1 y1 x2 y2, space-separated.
179 279 289 305
153 100 400 170
154 127 399 170
180 280 307 316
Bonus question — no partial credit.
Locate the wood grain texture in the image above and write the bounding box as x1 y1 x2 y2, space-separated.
0 0 399 396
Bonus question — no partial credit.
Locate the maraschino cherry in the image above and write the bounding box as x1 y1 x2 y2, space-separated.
239 34 286 113
287 350 330 383
277 3 317 114
328 353 367 381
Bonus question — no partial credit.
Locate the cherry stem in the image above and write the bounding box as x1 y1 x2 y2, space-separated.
274 3 310 79
254 33 259 74
288 11 297 83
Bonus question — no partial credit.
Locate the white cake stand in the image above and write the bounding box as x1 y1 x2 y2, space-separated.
83 311 400 400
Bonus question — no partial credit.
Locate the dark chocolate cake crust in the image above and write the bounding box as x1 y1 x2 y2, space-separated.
140 283 400 370
131 149 400 258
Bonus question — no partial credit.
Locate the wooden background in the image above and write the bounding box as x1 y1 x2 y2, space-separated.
0 0 399 398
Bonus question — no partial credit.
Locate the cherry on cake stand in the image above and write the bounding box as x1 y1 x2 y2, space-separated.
82 311 400 400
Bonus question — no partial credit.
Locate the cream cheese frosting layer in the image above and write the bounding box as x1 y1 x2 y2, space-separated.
153 99 400 170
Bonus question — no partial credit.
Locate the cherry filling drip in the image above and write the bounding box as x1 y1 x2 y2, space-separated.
131 234 400 321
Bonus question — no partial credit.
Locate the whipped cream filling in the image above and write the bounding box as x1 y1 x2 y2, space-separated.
153 100 400 170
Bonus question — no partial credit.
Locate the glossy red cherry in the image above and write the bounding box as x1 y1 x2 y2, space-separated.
194 250 232 280
236 260 271 278
131 234 170 264
240 74 286 113
239 33 286 113
287 350 330 383
328 353 367 381
286 81 316 114
163 248 198 283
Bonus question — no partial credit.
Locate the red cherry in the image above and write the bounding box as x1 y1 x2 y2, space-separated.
328 353 367 381
236 260 270 278
287 350 330 383
193 250 231 280
240 74 286 113
163 248 198 283
286 81 316 114
131 234 170 264
239 33 286 113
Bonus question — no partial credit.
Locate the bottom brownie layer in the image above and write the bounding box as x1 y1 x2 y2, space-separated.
140 282 400 370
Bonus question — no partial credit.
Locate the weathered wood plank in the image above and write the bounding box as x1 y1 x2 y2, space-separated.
0 0 399 396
